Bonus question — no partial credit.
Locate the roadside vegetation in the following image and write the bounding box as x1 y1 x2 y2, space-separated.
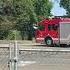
0 0 69 40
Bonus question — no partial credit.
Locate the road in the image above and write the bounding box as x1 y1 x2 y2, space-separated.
0 41 70 70
18 64 70 70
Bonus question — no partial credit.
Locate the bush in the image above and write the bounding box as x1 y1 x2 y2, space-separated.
6 30 22 40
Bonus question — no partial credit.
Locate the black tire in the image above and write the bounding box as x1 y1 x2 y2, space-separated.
45 38 53 47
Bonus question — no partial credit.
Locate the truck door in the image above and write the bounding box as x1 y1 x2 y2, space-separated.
48 24 59 38
35 24 45 38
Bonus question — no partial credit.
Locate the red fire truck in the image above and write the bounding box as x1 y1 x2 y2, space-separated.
35 17 70 46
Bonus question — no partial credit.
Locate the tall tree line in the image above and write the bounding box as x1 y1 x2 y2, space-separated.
0 0 52 40
60 0 70 16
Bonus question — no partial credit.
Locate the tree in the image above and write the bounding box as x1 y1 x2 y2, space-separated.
60 0 70 16
0 0 53 40
34 0 52 21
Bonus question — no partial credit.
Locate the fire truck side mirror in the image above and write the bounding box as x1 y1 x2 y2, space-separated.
33 24 38 29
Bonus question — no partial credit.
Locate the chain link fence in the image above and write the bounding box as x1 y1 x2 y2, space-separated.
0 47 9 70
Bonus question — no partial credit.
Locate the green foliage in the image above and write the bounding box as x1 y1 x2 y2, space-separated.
34 0 52 21
6 30 22 40
17 21 34 40
0 30 8 40
60 0 70 16
0 0 53 40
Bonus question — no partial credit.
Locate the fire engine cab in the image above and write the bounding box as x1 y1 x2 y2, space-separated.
35 17 70 46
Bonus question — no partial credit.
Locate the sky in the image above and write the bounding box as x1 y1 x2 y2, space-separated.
50 0 66 16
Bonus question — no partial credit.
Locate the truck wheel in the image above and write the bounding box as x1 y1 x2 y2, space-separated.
45 38 53 47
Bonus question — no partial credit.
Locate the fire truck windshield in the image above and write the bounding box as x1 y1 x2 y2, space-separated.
48 24 59 31
38 24 45 30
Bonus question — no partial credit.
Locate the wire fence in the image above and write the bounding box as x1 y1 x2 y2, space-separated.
0 47 9 70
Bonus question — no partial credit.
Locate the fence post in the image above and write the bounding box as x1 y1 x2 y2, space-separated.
9 43 12 70
14 40 18 70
